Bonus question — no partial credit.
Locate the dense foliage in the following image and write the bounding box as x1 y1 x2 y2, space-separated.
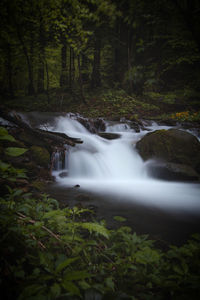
0 0 200 106
1 128 200 299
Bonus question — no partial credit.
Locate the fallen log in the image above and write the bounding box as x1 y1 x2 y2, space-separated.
0 110 83 147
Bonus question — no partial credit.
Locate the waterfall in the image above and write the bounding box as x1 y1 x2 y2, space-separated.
50 115 200 214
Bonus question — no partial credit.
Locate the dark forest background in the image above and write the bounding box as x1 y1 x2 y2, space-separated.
1 0 200 115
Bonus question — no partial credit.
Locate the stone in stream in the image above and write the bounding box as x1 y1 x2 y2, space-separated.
59 171 68 178
136 128 200 181
98 132 121 140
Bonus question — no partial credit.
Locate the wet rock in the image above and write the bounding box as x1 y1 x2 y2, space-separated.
130 121 140 132
146 161 200 181
98 132 121 140
30 145 50 168
77 117 105 133
136 129 200 179
59 171 68 178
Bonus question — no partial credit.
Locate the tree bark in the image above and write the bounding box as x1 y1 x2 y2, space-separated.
60 39 68 87
37 16 45 93
91 36 101 89
5 43 14 98
69 47 75 89
45 60 50 104
78 55 87 105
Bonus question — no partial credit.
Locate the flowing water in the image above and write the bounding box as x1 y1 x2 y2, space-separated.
49 115 200 214
23 112 200 243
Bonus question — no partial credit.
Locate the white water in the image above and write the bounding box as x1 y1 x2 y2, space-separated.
50 115 200 214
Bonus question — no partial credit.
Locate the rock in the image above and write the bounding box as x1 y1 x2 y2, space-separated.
130 121 140 132
136 129 200 178
30 145 50 168
146 161 200 181
98 132 121 140
59 171 68 178
77 117 105 133
74 184 80 188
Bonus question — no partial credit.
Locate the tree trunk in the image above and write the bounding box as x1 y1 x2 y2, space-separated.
69 47 75 89
5 43 14 98
78 55 87 105
81 54 89 83
60 40 68 87
37 17 45 94
45 60 50 104
16 24 35 95
91 36 101 89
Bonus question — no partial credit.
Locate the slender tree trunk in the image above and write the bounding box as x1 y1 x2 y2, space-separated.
6 43 14 98
45 60 50 104
114 20 121 83
69 47 75 89
81 54 89 83
16 25 35 95
60 39 68 87
91 36 101 89
78 55 87 105
37 17 45 93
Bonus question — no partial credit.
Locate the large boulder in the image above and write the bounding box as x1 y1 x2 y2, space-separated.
136 129 200 180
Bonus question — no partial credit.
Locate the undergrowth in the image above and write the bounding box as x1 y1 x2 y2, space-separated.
1 128 200 300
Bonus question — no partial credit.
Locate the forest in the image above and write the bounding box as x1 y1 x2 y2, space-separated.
1 0 200 299
0 0 200 118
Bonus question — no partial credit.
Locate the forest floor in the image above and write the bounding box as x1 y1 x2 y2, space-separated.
2 88 200 123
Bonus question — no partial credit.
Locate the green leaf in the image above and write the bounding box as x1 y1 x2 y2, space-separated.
0 160 10 171
61 280 80 296
63 270 91 281
5 147 27 156
50 283 61 298
79 222 110 239
18 284 44 299
113 216 126 222
105 277 115 291
55 257 79 274
0 127 16 142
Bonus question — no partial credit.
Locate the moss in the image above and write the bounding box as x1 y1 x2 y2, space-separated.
136 129 200 173
30 146 50 168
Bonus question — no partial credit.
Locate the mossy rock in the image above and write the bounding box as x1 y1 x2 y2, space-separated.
136 129 200 174
30 146 50 168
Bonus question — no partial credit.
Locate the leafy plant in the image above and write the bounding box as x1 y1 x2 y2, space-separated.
1 127 200 299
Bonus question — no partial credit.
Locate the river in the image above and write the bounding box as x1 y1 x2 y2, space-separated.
23 112 200 244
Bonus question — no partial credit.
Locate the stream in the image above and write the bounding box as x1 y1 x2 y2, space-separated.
24 112 200 245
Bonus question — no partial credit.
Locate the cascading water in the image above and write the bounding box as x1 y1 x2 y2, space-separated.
50 115 200 214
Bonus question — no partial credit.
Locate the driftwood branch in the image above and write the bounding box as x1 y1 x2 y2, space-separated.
0 110 83 147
